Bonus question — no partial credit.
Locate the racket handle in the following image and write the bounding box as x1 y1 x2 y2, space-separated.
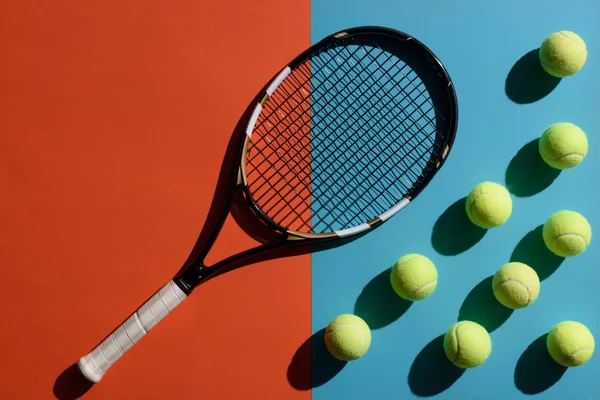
77 280 186 383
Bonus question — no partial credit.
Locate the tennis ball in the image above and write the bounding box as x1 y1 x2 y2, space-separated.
390 254 438 301
492 262 540 309
444 321 492 368
324 314 371 361
543 210 592 257
539 122 588 169
539 31 587 77
547 321 595 367
465 182 512 229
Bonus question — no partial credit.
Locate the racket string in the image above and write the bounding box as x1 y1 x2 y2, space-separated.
251 51 428 231
246 40 450 233
288 58 424 225
250 67 352 230
292 60 395 226
361 45 445 153
371 43 450 128
247 103 313 220
248 79 312 178
247 122 313 227
286 60 398 229
300 48 436 227
308 47 438 178
311 49 424 179
249 120 311 204
321 45 446 182
296 51 413 196
258 81 313 179
248 75 317 231
249 86 315 226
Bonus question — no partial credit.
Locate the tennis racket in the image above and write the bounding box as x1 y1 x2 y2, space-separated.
77 26 458 383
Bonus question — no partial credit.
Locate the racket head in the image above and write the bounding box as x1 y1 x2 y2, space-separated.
240 26 458 240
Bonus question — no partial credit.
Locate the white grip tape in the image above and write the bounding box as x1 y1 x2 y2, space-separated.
77 280 186 383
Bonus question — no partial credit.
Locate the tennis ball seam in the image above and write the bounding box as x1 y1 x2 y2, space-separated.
395 254 419 265
452 325 461 363
557 32 586 51
496 279 531 305
407 281 437 300
553 233 588 246
467 201 485 227
544 152 585 162
563 347 594 364
327 324 368 354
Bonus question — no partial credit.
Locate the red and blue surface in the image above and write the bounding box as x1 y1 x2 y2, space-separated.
1 0 598 399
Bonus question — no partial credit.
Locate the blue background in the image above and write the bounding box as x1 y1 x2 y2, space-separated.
310 1 600 399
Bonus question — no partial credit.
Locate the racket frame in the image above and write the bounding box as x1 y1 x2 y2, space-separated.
174 26 458 295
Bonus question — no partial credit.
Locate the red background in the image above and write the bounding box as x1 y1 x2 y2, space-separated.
0 1 311 398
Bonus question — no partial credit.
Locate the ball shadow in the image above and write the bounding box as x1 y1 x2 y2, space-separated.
287 328 347 390
431 197 487 256
514 334 567 394
505 49 561 104
505 139 561 197
458 276 513 333
354 268 412 329
511 225 565 280
408 334 465 397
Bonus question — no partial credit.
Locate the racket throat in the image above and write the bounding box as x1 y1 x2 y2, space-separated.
174 264 209 295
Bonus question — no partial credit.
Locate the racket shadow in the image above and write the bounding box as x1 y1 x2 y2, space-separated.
177 89 264 272
53 363 94 400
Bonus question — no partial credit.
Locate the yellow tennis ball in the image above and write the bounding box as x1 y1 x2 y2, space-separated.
324 314 371 361
465 182 512 229
539 122 588 169
492 262 540 309
539 31 587 77
443 321 492 368
547 321 595 367
543 210 592 257
390 254 438 301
